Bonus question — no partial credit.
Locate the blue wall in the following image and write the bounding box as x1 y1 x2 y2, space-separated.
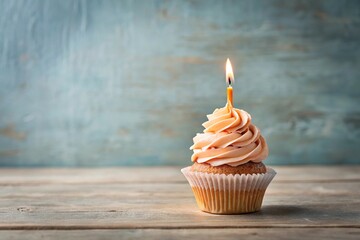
0 0 359 166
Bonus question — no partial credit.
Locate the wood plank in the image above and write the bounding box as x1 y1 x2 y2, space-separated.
0 166 359 185
1 182 359 200
0 181 359 229
1 229 360 240
0 167 184 185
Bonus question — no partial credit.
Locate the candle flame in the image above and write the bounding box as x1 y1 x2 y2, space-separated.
226 58 234 85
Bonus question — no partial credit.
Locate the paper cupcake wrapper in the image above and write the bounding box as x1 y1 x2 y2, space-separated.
181 166 276 214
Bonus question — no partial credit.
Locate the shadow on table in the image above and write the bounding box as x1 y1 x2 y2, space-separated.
258 204 358 220
257 205 310 216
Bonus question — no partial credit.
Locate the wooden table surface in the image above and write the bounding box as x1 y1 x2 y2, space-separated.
0 166 359 239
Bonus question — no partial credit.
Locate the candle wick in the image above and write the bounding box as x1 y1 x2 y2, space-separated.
228 78 232 86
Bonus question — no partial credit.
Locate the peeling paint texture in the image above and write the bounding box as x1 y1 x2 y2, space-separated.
0 0 359 166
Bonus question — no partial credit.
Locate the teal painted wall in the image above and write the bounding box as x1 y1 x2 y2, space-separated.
0 0 359 166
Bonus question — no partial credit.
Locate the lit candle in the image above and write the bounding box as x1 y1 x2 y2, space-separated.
226 58 234 106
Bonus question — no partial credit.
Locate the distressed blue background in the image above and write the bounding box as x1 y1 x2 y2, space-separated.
0 0 359 167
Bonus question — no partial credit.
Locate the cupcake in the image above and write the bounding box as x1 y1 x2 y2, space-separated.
181 102 276 214
182 59 276 214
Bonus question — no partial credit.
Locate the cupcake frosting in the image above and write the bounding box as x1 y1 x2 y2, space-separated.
190 103 268 167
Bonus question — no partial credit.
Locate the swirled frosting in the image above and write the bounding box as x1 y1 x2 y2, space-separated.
190 103 268 167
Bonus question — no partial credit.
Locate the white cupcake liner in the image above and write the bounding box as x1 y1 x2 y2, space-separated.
181 166 276 214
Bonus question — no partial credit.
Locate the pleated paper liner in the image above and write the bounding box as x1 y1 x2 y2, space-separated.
181 166 276 214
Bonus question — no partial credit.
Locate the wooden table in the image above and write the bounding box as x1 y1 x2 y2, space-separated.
0 166 359 239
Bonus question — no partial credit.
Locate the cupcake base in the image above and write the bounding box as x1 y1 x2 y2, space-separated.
181 166 276 214
192 187 266 214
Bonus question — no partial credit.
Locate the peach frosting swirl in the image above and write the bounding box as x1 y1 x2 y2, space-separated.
190 104 268 167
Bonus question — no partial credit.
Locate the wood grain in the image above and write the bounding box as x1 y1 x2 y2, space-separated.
0 166 358 240
1 229 360 240
0 166 359 237
0 166 358 185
